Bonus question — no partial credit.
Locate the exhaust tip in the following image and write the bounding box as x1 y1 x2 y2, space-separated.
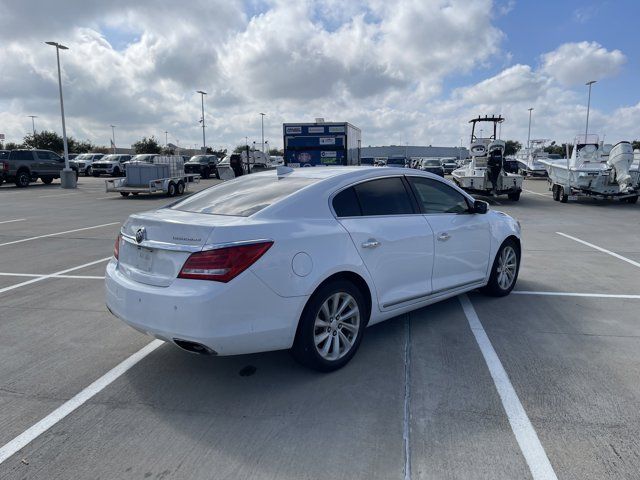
173 339 217 356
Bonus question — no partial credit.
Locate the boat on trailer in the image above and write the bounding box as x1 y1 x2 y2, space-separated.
540 134 639 203
451 115 523 200
515 139 551 177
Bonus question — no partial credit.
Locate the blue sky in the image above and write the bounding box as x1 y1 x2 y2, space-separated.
1 0 639 149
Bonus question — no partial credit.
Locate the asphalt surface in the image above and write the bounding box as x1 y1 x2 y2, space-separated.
0 174 639 479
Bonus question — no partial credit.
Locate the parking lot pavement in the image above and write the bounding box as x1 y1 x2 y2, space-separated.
1 175 640 479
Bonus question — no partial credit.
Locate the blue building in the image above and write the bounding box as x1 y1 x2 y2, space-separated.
283 121 361 167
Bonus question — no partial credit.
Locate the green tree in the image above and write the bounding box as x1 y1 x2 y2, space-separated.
161 146 175 155
21 130 96 154
268 147 284 156
233 144 248 154
632 140 640 151
71 139 97 153
132 136 162 154
543 143 565 155
4 142 23 150
504 140 521 156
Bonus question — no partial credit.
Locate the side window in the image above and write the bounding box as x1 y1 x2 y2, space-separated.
332 187 361 217
50 152 63 162
353 177 415 216
36 151 50 160
10 151 35 161
407 177 470 214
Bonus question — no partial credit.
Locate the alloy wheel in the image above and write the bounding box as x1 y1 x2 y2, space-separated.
313 292 360 361
496 246 517 290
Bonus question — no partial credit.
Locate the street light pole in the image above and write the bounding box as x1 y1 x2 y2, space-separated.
585 80 596 139
110 125 116 153
45 41 75 188
164 130 168 148
259 113 265 153
28 116 38 137
527 107 534 150
196 90 207 151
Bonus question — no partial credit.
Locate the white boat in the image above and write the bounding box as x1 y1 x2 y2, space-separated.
514 139 550 177
540 134 639 203
452 115 523 200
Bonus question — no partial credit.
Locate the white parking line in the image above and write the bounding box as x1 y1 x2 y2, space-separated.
459 295 558 480
0 272 105 280
0 339 163 465
557 232 640 269
0 219 26 225
36 192 79 199
514 291 640 299
523 189 549 197
0 222 119 248
0 257 111 295
403 318 412 480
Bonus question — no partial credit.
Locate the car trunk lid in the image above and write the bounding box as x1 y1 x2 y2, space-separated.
118 209 245 286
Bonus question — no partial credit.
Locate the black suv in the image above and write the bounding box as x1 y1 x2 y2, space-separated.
2 149 78 187
184 155 219 179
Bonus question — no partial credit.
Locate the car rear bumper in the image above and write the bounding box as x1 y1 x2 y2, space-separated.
105 259 308 355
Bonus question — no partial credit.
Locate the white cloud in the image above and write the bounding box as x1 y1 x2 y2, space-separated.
541 41 626 87
0 1 636 152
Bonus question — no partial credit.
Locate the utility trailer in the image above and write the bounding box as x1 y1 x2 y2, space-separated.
105 156 200 197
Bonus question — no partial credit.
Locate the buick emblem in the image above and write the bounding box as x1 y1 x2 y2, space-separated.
135 227 146 244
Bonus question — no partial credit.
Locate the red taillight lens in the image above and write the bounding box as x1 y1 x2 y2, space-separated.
178 241 273 282
114 234 121 260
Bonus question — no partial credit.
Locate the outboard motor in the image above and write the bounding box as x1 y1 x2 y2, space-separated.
607 141 635 192
487 141 504 193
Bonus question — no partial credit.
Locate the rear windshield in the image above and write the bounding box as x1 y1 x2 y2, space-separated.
170 175 318 216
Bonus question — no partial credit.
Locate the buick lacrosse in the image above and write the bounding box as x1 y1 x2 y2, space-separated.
106 167 521 371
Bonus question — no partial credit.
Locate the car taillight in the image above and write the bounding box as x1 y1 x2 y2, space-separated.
1 161 8 172
178 241 273 282
114 234 121 260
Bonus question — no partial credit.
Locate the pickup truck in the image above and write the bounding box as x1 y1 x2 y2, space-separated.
1 149 78 187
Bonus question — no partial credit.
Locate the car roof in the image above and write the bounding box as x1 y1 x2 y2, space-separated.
251 166 474 219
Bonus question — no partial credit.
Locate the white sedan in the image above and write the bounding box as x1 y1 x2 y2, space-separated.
106 167 521 371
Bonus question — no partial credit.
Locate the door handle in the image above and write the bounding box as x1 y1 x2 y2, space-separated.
361 239 381 249
437 232 451 242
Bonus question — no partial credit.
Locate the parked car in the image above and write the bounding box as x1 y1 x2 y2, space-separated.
71 153 105 176
2 149 78 187
440 157 458 174
91 154 132 177
386 156 408 168
122 154 158 170
184 155 219 179
106 167 521 371
419 158 445 177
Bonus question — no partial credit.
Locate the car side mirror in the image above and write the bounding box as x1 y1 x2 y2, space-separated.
473 200 488 214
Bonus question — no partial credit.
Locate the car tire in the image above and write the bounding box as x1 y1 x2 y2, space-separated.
15 170 30 188
291 279 367 372
120 192 130 197
73 169 79 180
167 182 176 197
176 181 185 195
202 168 210 179
41 176 54 185
508 191 521 201
552 184 560 201
624 195 638 204
481 239 520 297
